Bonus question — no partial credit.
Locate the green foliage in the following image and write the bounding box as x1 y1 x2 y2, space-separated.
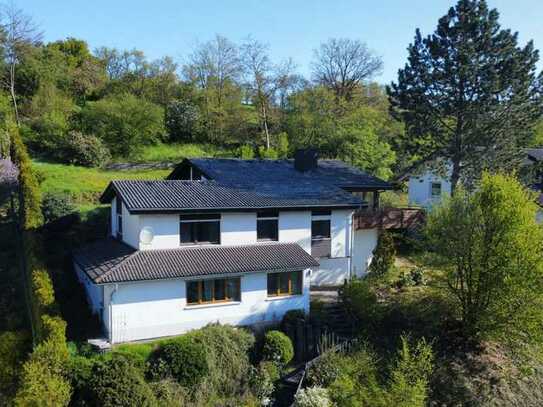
280 309 307 332
426 173 543 342
79 93 165 157
188 324 255 397
385 336 434 406
248 361 280 404
239 144 255 159
10 124 43 229
306 351 344 388
89 356 156 407
148 336 209 387
41 192 76 223
262 330 294 366
0 331 29 403
368 231 396 277
165 99 201 141
62 131 111 167
150 379 188 407
388 0 543 190
294 386 332 407
258 145 278 159
15 316 72 407
32 269 55 308
340 278 382 329
276 132 289 158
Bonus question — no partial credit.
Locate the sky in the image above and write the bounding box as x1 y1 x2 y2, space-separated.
19 0 543 84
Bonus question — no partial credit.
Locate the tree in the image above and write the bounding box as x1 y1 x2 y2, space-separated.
426 173 543 342
388 0 543 194
311 38 383 100
79 93 165 157
368 231 396 276
0 3 42 125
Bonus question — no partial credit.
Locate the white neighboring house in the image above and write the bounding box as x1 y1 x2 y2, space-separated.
407 163 452 209
74 151 393 343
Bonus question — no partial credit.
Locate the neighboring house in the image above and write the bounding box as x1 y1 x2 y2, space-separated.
406 149 543 210
73 150 393 343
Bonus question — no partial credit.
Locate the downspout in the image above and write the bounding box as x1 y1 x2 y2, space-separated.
108 284 119 344
348 211 354 280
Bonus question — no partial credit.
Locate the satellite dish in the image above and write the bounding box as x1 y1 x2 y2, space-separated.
139 227 154 245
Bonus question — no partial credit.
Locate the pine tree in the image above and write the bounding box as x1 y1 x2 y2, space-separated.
388 0 543 193
368 231 396 277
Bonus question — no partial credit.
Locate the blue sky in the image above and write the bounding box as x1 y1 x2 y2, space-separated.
20 0 543 84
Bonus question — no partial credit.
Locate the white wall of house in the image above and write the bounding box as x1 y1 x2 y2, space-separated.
75 264 103 315
278 211 312 252
221 212 257 245
139 214 180 250
352 228 379 277
110 197 117 237
100 270 311 344
408 170 451 209
122 204 141 249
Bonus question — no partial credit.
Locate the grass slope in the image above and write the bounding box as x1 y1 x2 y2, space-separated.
121 142 235 163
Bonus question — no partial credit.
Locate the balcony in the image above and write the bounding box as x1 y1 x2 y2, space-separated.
354 207 425 230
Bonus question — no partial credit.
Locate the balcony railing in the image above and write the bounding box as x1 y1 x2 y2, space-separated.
354 207 425 230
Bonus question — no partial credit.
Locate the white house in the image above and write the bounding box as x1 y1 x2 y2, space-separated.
407 165 452 209
74 151 393 343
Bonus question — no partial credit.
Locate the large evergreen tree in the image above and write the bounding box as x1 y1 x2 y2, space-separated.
388 0 543 193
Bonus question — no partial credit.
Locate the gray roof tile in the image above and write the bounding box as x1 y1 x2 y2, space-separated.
74 239 319 284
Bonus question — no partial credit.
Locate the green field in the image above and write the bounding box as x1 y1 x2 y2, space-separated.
120 142 235 163
33 161 170 207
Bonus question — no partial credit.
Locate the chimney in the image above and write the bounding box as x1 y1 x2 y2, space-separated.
294 149 318 172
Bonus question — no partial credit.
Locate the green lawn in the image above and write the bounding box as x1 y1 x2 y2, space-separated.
33 161 170 206
121 142 236 163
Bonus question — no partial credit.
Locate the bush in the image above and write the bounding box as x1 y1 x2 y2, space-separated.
339 278 382 329
249 361 280 405
239 144 255 159
306 351 343 388
280 309 307 332
89 355 156 407
368 231 396 277
32 269 55 308
148 336 208 388
188 324 255 397
62 131 111 167
258 146 279 159
262 330 294 366
0 331 28 403
294 387 332 407
68 355 95 405
165 99 201 142
41 192 76 223
150 379 188 407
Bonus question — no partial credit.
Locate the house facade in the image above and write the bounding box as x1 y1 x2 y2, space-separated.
74 151 393 343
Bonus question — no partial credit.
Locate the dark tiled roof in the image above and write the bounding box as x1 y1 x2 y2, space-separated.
100 179 362 213
74 239 319 284
178 158 393 190
525 148 543 162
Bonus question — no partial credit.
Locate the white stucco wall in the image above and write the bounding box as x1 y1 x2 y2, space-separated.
221 212 257 245
408 169 452 209
311 257 351 286
110 197 117 237
75 264 103 315
122 205 140 249
352 229 379 278
278 211 312 253
138 214 180 250
102 270 311 343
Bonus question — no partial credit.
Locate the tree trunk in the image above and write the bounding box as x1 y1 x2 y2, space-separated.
9 62 19 126
261 103 270 149
450 158 461 196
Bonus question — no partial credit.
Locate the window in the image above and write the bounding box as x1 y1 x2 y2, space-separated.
257 211 278 241
267 271 303 297
311 210 331 258
431 182 442 198
116 197 123 240
186 277 240 305
180 214 220 245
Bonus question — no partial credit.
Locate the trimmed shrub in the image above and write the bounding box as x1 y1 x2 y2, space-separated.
294 387 332 407
89 355 156 407
148 336 208 388
32 269 55 308
62 131 111 167
339 278 382 329
262 330 294 366
258 146 279 159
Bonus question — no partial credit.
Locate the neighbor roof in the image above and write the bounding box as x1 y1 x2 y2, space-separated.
100 179 362 213
73 239 319 284
170 158 394 190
